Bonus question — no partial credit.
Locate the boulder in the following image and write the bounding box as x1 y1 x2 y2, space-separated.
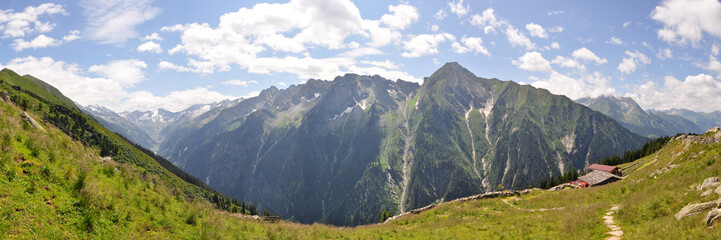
705 209 721 226
715 185 721 195
675 201 720 220
697 177 720 191
0 91 9 102
702 189 713 197
20 112 46 132
708 127 721 134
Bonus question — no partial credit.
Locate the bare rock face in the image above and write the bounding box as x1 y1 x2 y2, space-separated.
20 112 46 132
701 189 713 197
697 177 720 191
714 185 721 195
675 201 719 220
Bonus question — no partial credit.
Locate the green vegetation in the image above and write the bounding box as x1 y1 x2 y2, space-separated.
537 168 580 189
599 135 673 166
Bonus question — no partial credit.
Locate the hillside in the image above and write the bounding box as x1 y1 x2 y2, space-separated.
576 95 701 138
651 108 721 133
149 62 647 226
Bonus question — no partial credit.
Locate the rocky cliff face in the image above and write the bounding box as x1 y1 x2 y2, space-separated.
152 62 646 226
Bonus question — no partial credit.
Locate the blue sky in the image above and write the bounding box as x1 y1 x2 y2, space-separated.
1 0 720 113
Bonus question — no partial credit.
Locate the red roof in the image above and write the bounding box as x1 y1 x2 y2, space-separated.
587 164 618 172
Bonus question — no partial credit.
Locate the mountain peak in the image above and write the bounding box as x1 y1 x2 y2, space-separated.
425 62 477 86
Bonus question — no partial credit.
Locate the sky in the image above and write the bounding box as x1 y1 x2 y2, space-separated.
1 0 721 113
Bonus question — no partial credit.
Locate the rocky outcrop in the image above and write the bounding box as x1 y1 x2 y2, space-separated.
705 208 721 226
675 201 719 220
0 91 9 102
706 127 720 134
20 112 46 132
697 177 720 191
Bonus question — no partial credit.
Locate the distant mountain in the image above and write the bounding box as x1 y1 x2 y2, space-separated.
576 95 701 138
80 104 157 150
651 108 721 132
153 62 646 226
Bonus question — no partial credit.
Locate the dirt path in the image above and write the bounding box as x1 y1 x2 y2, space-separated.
603 205 623 240
501 197 564 212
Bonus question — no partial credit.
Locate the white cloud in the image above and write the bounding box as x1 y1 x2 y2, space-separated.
345 65 421 82
651 0 721 45
0 3 66 38
430 24 439 32
142 32 162 41
713 44 719 56
695 55 721 78
552 56 586 71
0 56 236 112
402 33 454 57
572 47 608 64
470 8 506 34
623 21 631 28
547 10 565 16
1 56 127 107
606 37 623 45
11 35 60 51
552 42 561 49
618 50 651 74
62 30 80 42
380 4 419 30
512 51 551 73
137 41 162 53
627 74 721 112
157 61 193 72
452 36 490 56
548 26 564 33
657 48 673 59
531 71 615 100
435 9 446 20
360 60 399 69
88 59 148 86
505 25 535 50
80 0 161 44
525 23 547 38
448 0 470 17
222 79 258 87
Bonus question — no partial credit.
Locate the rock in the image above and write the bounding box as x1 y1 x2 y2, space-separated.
675 201 720 220
0 91 9 102
715 131 721 140
701 189 713 197
706 209 721 226
697 177 720 191
715 185 721 195
20 112 46 132
707 127 721 134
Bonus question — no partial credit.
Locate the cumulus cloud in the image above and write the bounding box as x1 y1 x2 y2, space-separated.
713 44 720 56
572 47 608 64
137 41 162 53
531 71 615 100
512 51 551 73
80 0 161 44
448 0 470 17
505 25 535 49
606 37 623 45
0 3 66 38
552 56 586 71
651 0 721 45
62 30 81 42
470 8 506 34
549 42 560 50
141 32 162 41
11 35 61 51
360 60 399 69
451 36 490 56
222 79 258 87
525 23 547 38
402 33 455 57
157 61 193 72
618 50 651 74
657 48 673 59
163 1 420 83
88 59 148 87
548 26 564 33
626 74 721 112
695 55 721 78
119 88 236 112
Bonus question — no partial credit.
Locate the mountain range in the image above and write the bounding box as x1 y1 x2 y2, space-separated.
84 62 649 225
